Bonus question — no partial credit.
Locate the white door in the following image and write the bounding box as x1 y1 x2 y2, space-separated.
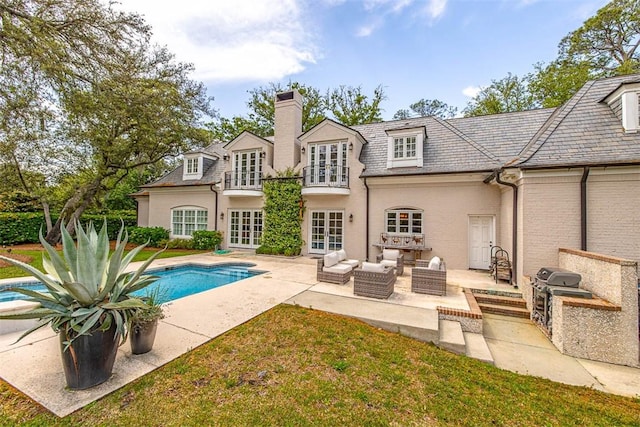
229 210 263 248
469 216 494 270
309 210 344 254
308 142 348 186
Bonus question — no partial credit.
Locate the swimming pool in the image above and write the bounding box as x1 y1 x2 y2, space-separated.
0 263 265 304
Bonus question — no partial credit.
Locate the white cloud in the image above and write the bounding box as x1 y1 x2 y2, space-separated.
462 85 481 98
114 0 317 83
423 0 447 20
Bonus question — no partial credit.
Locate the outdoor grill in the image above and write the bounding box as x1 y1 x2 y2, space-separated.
532 267 591 335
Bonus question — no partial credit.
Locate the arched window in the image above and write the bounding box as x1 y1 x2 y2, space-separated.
171 207 208 237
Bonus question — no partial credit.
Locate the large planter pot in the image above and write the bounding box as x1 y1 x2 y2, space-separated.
59 323 120 390
129 319 158 355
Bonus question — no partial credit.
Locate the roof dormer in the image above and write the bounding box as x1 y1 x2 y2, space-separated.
182 153 204 180
603 82 640 133
385 126 426 169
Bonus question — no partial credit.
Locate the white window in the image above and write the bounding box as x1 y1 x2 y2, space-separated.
171 207 208 237
183 156 203 180
393 136 416 159
386 209 422 235
386 128 424 168
231 150 262 188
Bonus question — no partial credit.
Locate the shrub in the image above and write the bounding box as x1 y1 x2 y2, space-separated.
256 245 273 255
191 230 223 250
158 238 194 249
129 226 169 247
261 169 303 256
0 212 137 245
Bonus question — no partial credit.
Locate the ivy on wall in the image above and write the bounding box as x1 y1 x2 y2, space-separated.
258 168 303 256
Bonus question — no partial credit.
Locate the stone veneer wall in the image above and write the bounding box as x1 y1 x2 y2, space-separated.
555 248 639 367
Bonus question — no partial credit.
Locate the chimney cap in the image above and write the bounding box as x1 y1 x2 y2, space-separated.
276 91 295 102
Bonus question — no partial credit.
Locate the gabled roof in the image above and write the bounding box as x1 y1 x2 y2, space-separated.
512 74 640 169
223 130 273 149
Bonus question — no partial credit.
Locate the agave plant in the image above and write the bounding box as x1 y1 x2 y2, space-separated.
0 221 163 350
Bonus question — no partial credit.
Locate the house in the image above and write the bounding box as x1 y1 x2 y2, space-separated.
134 74 640 286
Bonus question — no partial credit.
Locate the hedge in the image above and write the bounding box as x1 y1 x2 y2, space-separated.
0 212 137 245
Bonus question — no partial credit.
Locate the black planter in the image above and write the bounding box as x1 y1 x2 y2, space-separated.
59 324 120 390
129 319 158 355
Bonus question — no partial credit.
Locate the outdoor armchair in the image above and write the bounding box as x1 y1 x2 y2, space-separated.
375 249 404 276
353 262 396 299
411 257 446 296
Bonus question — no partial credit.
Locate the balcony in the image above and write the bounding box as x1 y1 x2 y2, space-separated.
301 165 350 196
223 171 263 197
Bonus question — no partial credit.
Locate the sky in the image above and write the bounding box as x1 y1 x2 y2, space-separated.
114 0 609 121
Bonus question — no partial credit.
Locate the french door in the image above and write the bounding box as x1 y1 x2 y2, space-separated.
232 150 262 188
309 210 344 254
308 142 348 186
229 210 263 248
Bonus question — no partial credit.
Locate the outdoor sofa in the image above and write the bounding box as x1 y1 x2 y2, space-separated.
316 249 359 284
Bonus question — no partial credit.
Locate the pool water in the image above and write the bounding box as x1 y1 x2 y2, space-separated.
0 263 264 304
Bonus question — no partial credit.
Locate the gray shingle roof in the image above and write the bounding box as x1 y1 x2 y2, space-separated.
142 143 226 188
513 74 640 168
353 108 555 177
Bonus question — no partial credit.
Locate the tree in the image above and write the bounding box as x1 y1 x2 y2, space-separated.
559 0 640 75
527 60 595 108
393 98 457 119
327 85 386 126
207 82 326 140
44 46 212 243
463 73 538 117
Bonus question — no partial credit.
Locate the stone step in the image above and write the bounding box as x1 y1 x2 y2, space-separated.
474 293 527 308
438 319 465 355
463 332 494 365
478 302 530 318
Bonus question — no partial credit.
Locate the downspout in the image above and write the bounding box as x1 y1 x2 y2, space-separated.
494 169 518 287
364 177 370 261
580 167 590 251
210 183 219 230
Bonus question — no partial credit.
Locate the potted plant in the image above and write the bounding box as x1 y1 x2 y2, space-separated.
0 221 163 390
129 287 165 354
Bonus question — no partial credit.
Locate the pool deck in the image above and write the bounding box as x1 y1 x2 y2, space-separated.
0 252 638 417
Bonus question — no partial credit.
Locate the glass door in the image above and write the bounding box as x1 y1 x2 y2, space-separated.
308 142 347 186
229 210 263 248
309 210 344 254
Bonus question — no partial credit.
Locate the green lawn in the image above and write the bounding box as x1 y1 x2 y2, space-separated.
0 304 638 426
0 247 208 280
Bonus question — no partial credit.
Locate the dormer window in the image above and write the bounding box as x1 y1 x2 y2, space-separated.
183 155 203 180
386 127 425 168
603 83 640 133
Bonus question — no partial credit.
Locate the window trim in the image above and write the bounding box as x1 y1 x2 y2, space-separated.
385 208 423 236
171 206 208 238
386 128 424 169
183 155 203 180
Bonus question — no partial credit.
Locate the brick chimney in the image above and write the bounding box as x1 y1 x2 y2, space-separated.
273 90 302 170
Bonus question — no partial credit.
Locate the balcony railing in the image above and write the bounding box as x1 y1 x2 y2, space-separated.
302 165 349 188
224 171 263 191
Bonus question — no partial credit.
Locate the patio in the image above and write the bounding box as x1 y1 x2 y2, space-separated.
0 252 637 417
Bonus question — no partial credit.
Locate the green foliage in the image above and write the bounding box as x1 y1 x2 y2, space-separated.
463 73 538 117
261 169 303 256
393 98 458 119
158 238 195 249
0 221 163 349
0 212 137 245
528 59 595 108
328 84 386 125
130 286 166 325
191 230 223 250
0 191 41 212
129 227 170 247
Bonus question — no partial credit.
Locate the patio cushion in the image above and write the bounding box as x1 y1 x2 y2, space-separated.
324 251 340 268
428 256 441 270
380 259 397 268
361 262 386 273
382 249 400 261
340 259 360 268
323 263 352 274
337 249 348 261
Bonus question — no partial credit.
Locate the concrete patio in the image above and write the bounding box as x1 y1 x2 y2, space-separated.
0 252 638 417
